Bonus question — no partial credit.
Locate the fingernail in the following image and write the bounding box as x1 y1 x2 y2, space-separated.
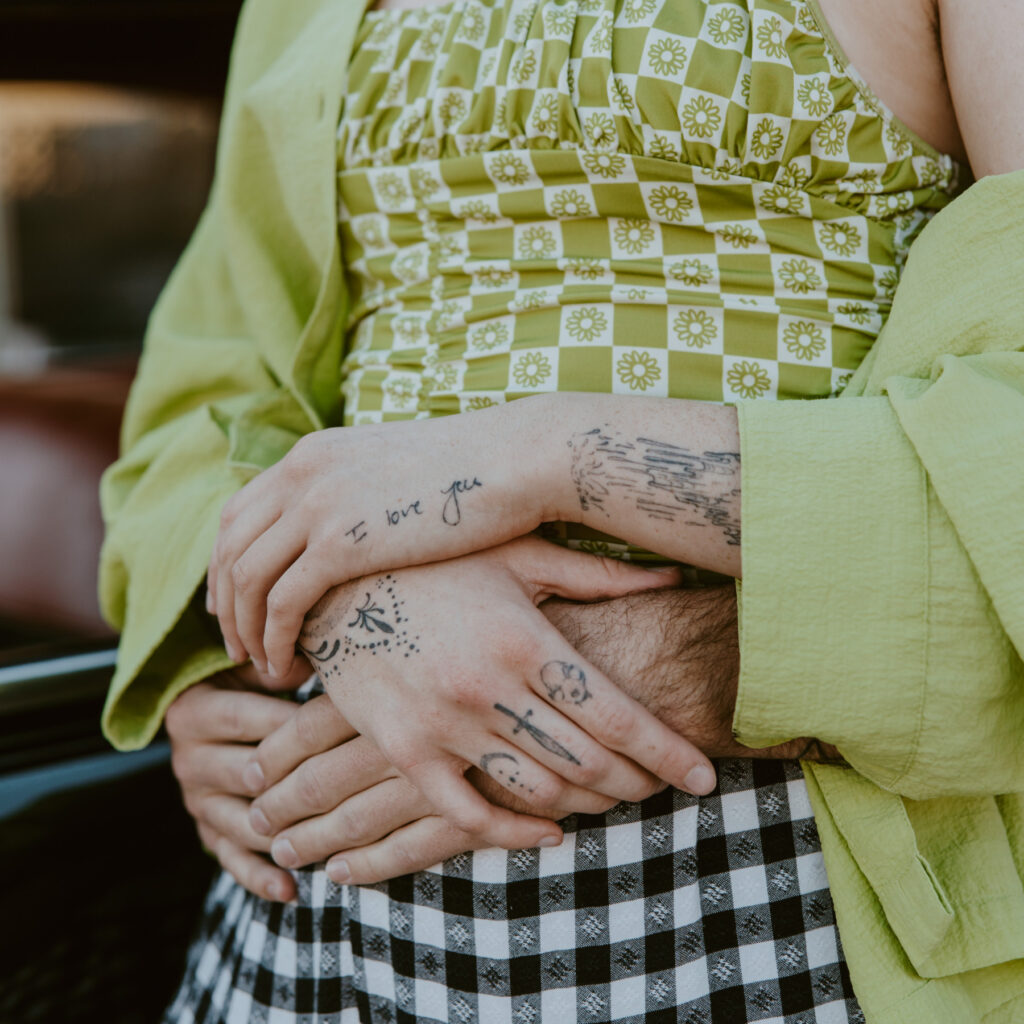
266 662 280 680
271 838 298 869
538 834 562 848
266 880 283 902
327 859 351 883
250 806 272 835
684 764 717 795
205 591 215 614
243 761 265 793
226 643 243 663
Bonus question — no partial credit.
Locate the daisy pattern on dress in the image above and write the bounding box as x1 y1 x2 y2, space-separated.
779 258 823 293
616 350 662 391
512 351 553 388
673 309 717 348
518 225 558 260
782 321 826 360
727 360 771 398
648 184 693 222
682 95 722 138
750 118 785 160
819 221 861 257
582 150 627 178
707 7 746 45
815 113 847 156
797 76 831 117
670 258 713 288
755 15 788 58
613 218 656 253
565 307 608 342
647 37 688 76
469 322 510 351
550 189 593 218
490 153 531 186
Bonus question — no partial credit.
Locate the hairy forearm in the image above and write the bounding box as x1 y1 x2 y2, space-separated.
542 586 843 763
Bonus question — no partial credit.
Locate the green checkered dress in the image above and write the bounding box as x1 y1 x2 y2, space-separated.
336 0 958 560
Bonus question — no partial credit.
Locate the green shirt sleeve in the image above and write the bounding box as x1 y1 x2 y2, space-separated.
734 169 1024 801
733 171 1024 1017
98 0 360 750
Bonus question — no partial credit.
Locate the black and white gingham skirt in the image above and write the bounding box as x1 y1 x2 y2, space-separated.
166 757 863 1023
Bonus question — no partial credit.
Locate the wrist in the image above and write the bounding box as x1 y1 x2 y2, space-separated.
504 393 579 524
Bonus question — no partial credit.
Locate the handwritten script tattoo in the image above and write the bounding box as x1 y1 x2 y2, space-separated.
386 501 423 526
540 661 591 705
494 704 580 765
345 520 368 544
441 477 484 527
297 574 420 678
480 752 534 793
569 428 741 546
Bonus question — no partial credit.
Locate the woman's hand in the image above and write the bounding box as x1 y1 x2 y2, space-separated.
292 537 716 851
205 394 743 682
165 662 311 902
207 402 555 678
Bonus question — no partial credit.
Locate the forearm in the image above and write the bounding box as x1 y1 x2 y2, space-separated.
538 393 742 578
542 585 841 763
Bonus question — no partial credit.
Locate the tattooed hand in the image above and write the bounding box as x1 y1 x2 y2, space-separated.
290 536 718 851
205 393 742 685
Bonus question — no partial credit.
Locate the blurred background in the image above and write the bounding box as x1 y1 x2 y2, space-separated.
1 3 243 1020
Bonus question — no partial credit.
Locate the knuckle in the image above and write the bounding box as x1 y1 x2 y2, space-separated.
169 747 194 785
265 586 295 621
219 499 237 529
598 703 636 748
231 560 254 593
569 755 606 789
334 808 370 847
524 776 563 810
446 671 486 708
293 707 322 752
219 703 245 742
449 804 489 838
164 700 187 737
377 734 419 773
182 791 203 820
295 765 327 809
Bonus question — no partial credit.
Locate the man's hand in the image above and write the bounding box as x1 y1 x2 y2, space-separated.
165 661 311 902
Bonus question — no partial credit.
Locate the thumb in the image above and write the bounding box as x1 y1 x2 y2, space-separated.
515 538 683 603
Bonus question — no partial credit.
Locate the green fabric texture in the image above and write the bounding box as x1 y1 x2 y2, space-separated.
98 0 358 745
737 169 1024 1019
98 0 1024 1017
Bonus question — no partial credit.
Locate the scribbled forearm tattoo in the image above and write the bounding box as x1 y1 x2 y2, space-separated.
569 427 741 546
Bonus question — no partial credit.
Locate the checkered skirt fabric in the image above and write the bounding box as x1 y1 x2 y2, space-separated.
166 758 863 1023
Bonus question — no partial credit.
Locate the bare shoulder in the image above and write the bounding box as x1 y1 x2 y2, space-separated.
816 0 967 162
